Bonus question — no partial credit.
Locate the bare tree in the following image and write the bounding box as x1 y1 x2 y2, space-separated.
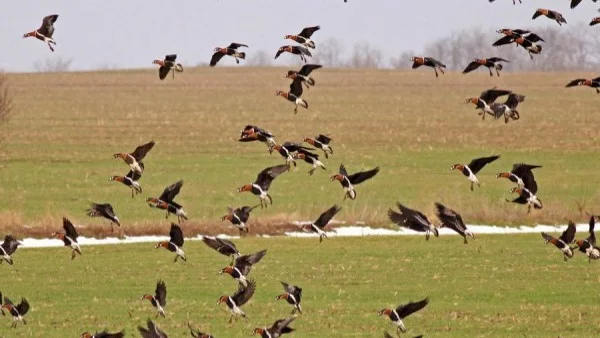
390 50 417 69
347 42 383 69
246 49 273 67
34 57 73 72
311 37 345 67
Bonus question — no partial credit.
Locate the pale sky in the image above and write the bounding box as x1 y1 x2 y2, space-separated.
1 0 597 72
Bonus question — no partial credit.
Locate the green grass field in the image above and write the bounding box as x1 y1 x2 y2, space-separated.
1 234 599 337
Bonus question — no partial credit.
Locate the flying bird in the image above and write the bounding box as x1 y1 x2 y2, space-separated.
253 317 296 338
285 64 322 89
2 297 29 328
388 203 439 240
575 215 600 262
110 163 143 198
152 54 183 80
451 155 500 191
237 164 290 208
202 236 241 264
590 17 600 26
284 25 320 48
378 297 429 335
565 77 600 94
23 14 58 52
303 134 333 158
275 45 312 63
219 249 267 287
410 57 446 77
217 279 256 323
493 32 544 59
146 180 188 222
221 205 259 234
299 205 342 242
434 202 473 244
138 319 168 338
330 164 380 200
52 217 82 260
80 330 125 338
86 203 120 230
210 43 248 67
506 167 542 213
276 281 303 314
269 141 314 167
541 222 576 261
462 58 510 77
491 93 525 123
293 149 326 175
188 322 214 338
465 88 512 120
570 0 598 8
496 163 541 189
239 125 276 148
532 9 567 26
113 141 155 175
141 280 167 318
0 235 22 265
276 78 308 114
155 223 186 262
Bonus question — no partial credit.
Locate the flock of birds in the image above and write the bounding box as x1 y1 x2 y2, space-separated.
1 3 599 337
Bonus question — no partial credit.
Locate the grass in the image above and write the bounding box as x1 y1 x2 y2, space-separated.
1 234 599 337
1 68 600 236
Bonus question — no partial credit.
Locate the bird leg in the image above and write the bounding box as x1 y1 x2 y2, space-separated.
294 105 298 114
496 68 501 77
229 315 234 324
319 233 328 243
488 68 493 77
308 168 315 176
235 58 240 64
463 236 468 244
596 88 599 94
434 68 439 78
470 182 474 191
528 52 533 60
267 194 273 205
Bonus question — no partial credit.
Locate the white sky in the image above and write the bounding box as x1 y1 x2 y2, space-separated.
1 0 597 72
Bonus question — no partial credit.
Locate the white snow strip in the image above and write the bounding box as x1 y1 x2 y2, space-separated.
17 223 590 249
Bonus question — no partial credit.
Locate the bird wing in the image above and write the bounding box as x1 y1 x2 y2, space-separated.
492 35 515 47
165 54 177 62
487 57 510 63
467 155 500 174
217 238 240 255
159 180 183 203
588 216 597 246
2 235 20 255
298 64 322 76
131 141 155 161
235 249 267 275
565 79 587 87
227 42 248 49
504 94 525 109
347 167 380 185
480 89 511 104
297 148 319 159
315 134 331 144
462 61 481 74
525 33 545 43
396 297 429 318
425 57 445 68
232 279 256 306
142 319 168 338
512 164 539 193
210 52 225 67
281 281 302 295
202 236 235 256
541 232 556 242
388 203 430 232
158 66 170 80
339 164 348 177
169 223 184 247
289 78 304 97
313 205 342 229
155 280 167 307
234 207 252 223
571 0 583 8
532 10 543 19
275 48 285 59
270 317 296 334
39 14 58 37
296 45 312 56
560 222 577 244
63 217 79 240
435 202 466 233
16 298 29 316
298 26 320 38
255 164 289 190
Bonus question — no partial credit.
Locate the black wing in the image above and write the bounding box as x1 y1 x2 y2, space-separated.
231 279 256 306
227 42 248 49
467 155 500 174
512 163 540 192
571 0 583 8
270 317 296 334
492 35 515 47
155 280 167 307
424 57 445 68
210 52 225 67
254 164 289 190
588 216 597 246
487 57 510 63
275 48 286 59
202 236 239 256
560 222 576 244
462 61 481 74
298 26 320 38
164 54 177 62
339 164 348 177
16 298 29 316
389 203 432 232
435 202 467 234
158 180 183 203
169 223 184 247
313 205 342 229
396 297 429 319
504 94 525 109
138 319 168 338
524 33 545 43
158 66 170 80
39 14 58 37
480 89 511 104
95 331 125 338
234 206 253 223
315 134 331 144
2 235 21 255
532 10 544 19
298 64 322 76
565 79 588 87
281 281 302 297
131 141 155 161
235 249 267 275
63 217 79 241
289 78 303 97
347 167 380 185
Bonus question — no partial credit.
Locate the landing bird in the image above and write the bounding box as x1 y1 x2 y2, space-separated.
285 64 322 89
210 43 248 66
219 249 267 287
491 93 525 123
410 57 446 78
202 236 241 264
141 280 167 318
465 88 512 120
435 202 473 244
113 140 155 175
2 297 29 328
0 235 22 265
237 164 290 208
388 203 438 240
299 205 342 242
566 77 600 94
330 164 380 200
52 217 82 260
153 54 183 80
253 317 296 338
276 78 308 114
217 279 256 323
276 281 303 314
506 166 542 213
462 57 510 77
155 223 186 262
575 215 600 262
80 330 125 338
239 125 276 148
110 162 143 198
572 0 598 9
269 141 314 166
532 9 567 26
303 134 333 158
23 14 58 52
541 222 576 261
188 322 214 338
146 180 188 222
284 25 320 48
590 17 600 26
275 45 312 63
493 32 544 60
220 205 259 234
451 155 500 191
378 297 429 335
293 149 326 175
138 319 168 338
86 203 120 231
496 163 541 189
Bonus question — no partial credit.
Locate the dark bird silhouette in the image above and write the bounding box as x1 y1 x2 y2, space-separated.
284 25 320 48
435 202 473 244
378 297 429 335
389 203 439 240
211 43 248 66
253 317 296 337
23 15 58 51
138 319 168 338
146 180 188 222
541 222 576 261
299 205 342 242
237 164 290 208
566 77 600 94
113 141 155 175
87 203 120 230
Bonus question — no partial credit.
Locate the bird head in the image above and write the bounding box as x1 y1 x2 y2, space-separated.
276 293 289 301
80 333 93 338
155 241 168 249
575 239 584 248
217 296 228 305
496 172 511 179
237 184 252 193
465 97 478 105
219 266 233 275
275 90 285 97
293 153 305 160
221 213 233 222
450 164 464 171
110 176 124 182
23 31 36 38
113 153 127 160
141 294 153 301
377 309 392 316
509 187 522 194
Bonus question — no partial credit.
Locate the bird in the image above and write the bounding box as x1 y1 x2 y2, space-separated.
110 163 143 198
384 332 423 338
330 164 380 200
575 215 600 262
237 164 290 208
113 141 155 175
465 88 512 120
52 217 82 260
276 78 308 114
210 43 248 66
388 203 439 240
155 223 186 262
0 235 22 265
220 205 259 234
217 279 256 323
141 280 167 318
269 141 315 167
541 222 576 261
532 9 567 26
491 93 525 123
146 180 188 222
299 205 342 242
284 26 320 48
80 330 125 338
253 317 296 338
138 319 168 338
188 322 214 338
303 134 333 158
496 163 542 189
275 45 312 63
410 57 446 77
565 77 600 94
462 58 510 77
202 236 241 264
493 32 544 60
276 281 303 314
378 297 429 335
495 28 532 39
152 54 183 80
285 64 322 89
2 297 29 328
451 155 500 191
239 125 276 148
434 202 473 244
506 167 542 213
86 203 120 231
570 0 598 8
219 249 267 287
590 17 600 26
293 149 326 175
23 14 58 52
